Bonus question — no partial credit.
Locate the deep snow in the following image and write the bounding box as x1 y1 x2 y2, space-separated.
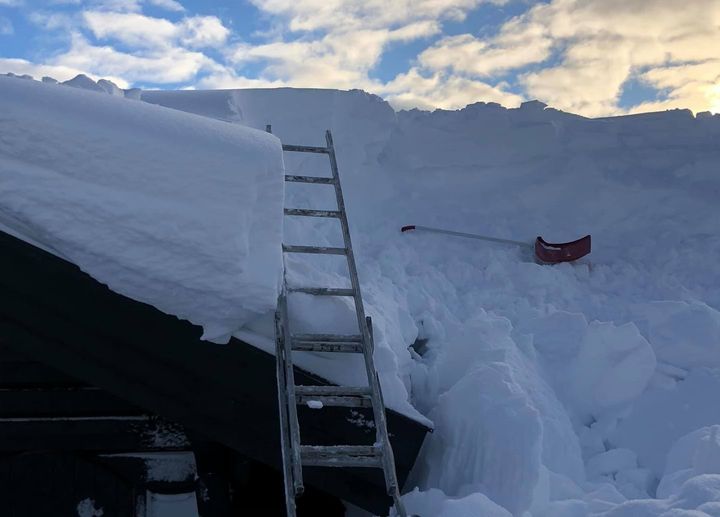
144 86 720 516
3 73 720 516
0 75 284 342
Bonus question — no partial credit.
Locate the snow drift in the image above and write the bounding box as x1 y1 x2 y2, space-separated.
144 87 720 516
3 73 720 516
0 76 285 342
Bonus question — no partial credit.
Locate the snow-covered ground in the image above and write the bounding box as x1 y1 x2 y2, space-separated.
3 74 720 516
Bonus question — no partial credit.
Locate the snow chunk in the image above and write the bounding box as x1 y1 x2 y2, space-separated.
62 74 106 93
524 313 656 422
0 76 284 341
587 449 638 480
403 487 512 517
658 427 720 499
614 369 720 477
76 498 104 517
638 301 720 370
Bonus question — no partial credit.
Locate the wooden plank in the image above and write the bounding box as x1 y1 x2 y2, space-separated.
0 360 86 387
0 417 190 452
0 387 141 417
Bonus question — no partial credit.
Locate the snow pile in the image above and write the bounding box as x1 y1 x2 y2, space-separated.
144 87 720 516
4 73 720 516
0 76 285 342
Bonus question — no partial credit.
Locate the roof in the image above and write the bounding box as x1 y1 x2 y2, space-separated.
0 230 429 515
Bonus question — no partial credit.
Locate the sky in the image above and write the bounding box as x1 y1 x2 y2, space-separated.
0 0 718 117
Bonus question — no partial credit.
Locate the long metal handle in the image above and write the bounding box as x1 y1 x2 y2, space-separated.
402 224 533 249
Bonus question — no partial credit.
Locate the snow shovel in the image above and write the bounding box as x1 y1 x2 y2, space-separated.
401 225 591 264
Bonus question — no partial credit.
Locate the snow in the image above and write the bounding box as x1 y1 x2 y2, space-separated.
0 75 285 342
4 73 720 516
142 87 720 516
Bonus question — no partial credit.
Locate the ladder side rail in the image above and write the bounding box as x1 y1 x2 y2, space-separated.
326 131 406 517
279 291 305 495
369 324 408 517
274 305 298 517
325 130 370 347
368 325 401 496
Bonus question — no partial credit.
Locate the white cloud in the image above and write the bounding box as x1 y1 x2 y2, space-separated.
83 11 176 47
250 0 505 32
631 60 720 115
0 16 13 35
227 0 527 110
51 32 223 84
195 70 288 90
419 29 552 77
380 67 522 110
0 0 22 6
29 11 78 31
83 11 229 49
227 21 441 91
416 0 720 116
179 15 229 48
147 0 185 12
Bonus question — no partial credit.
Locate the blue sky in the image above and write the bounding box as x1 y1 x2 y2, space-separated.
0 0 718 116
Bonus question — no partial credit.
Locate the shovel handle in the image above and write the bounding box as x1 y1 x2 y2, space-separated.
401 225 533 249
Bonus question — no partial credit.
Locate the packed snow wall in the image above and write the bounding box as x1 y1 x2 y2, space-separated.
145 87 720 516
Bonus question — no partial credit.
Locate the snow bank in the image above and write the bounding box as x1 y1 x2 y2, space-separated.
6 75 720 516
0 76 285 342
146 88 720 516
142 87 720 515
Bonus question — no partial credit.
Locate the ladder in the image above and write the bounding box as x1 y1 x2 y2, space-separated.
270 127 408 517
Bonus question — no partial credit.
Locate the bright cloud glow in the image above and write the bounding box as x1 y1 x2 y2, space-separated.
418 0 720 116
0 0 718 116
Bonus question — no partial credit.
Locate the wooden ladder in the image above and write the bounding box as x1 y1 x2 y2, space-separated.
270 127 407 517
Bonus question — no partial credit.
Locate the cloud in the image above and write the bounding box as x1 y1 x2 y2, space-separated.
419 28 552 77
632 60 720 114
227 21 440 90
51 32 223 84
195 70 288 90
249 0 505 32
147 0 185 12
416 0 720 116
0 56 126 85
83 11 229 49
0 17 13 35
380 67 523 110
19 0 718 116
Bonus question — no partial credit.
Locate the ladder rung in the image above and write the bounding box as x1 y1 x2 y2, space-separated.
282 244 347 255
291 342 363 353
284 208 341 218
285 175 335 185
295 385 371 396
296 386 372 408
300 445 383 468
282 144 330 154
292 333 362 343
288 287 355 296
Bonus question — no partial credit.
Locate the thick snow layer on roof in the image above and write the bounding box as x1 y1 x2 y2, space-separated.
145 87 720 516
0 76 284 342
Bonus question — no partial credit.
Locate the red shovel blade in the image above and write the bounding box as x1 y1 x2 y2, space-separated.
535 235 591 263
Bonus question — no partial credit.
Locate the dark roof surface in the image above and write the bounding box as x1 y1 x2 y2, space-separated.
0 230 429 515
